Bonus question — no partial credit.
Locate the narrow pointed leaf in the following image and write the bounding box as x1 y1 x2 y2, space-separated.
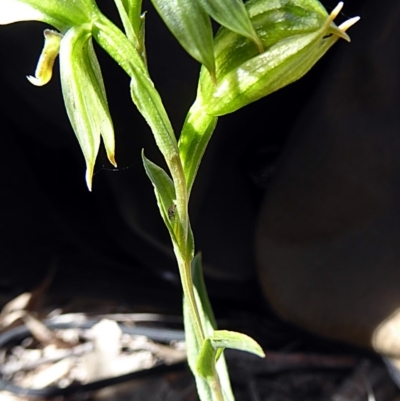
93 14 177 159
113 0 138 47
197 0 263 52
85 40 116 167
210 330 265 358
197 330 264 380
150 0 215 78
178 99 218 197
129 75 177 155
142 152 177 239
122 0 143 41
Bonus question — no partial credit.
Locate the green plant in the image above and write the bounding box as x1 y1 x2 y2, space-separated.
0 0 358 399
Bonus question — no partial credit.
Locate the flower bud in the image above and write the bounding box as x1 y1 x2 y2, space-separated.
199 1 359 116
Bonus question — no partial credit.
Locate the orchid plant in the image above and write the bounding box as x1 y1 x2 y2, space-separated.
0 0 359 400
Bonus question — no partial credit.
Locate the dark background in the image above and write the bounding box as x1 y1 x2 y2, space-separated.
0 0 393 332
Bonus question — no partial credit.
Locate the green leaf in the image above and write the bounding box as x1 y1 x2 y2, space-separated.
122 0 143 39
93 13 179 176
113 0 138 46
197 330 264 379
210 330 265 358
60 25 115 190
197 0 263 53
191 253 217 329
141 152 178 241
113 0 146 59
178 99 218 197
0 0 94 32
130 74 178 157
150 0 215 79
196 338 215 378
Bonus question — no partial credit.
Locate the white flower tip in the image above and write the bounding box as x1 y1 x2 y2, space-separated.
27 29 62 87
26 75 47 87
329 2 344 23
339 16 361 34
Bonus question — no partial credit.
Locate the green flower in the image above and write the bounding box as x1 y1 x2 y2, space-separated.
198 1 360 116
0 0 116 189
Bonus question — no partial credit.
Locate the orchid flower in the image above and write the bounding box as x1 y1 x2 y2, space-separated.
0 0 116 190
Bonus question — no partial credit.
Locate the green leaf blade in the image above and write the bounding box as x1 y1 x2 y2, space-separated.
197 0 263 52
141 152 177 238
113 0 138 46
0 0 93 32
178 100 218 197
150 0 215 78
211 330 265 358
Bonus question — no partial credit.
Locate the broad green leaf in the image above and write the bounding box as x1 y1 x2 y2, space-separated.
141 152 178 241
197 0 263 52
150 0 215 79
0 0 94 32
60 25 115 189
178 99 218 197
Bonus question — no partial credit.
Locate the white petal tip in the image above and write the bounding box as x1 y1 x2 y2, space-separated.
26 75 47 86
339 16 361 33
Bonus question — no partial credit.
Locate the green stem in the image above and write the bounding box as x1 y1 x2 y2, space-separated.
92 10 224 399
92 7 203 347
177 253 205 344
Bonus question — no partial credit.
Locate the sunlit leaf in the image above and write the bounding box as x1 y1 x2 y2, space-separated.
0 0 94 32
178 100 218 197
150 0 215 79
142 152 178 240
197 0 263 52
113 0 138 45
